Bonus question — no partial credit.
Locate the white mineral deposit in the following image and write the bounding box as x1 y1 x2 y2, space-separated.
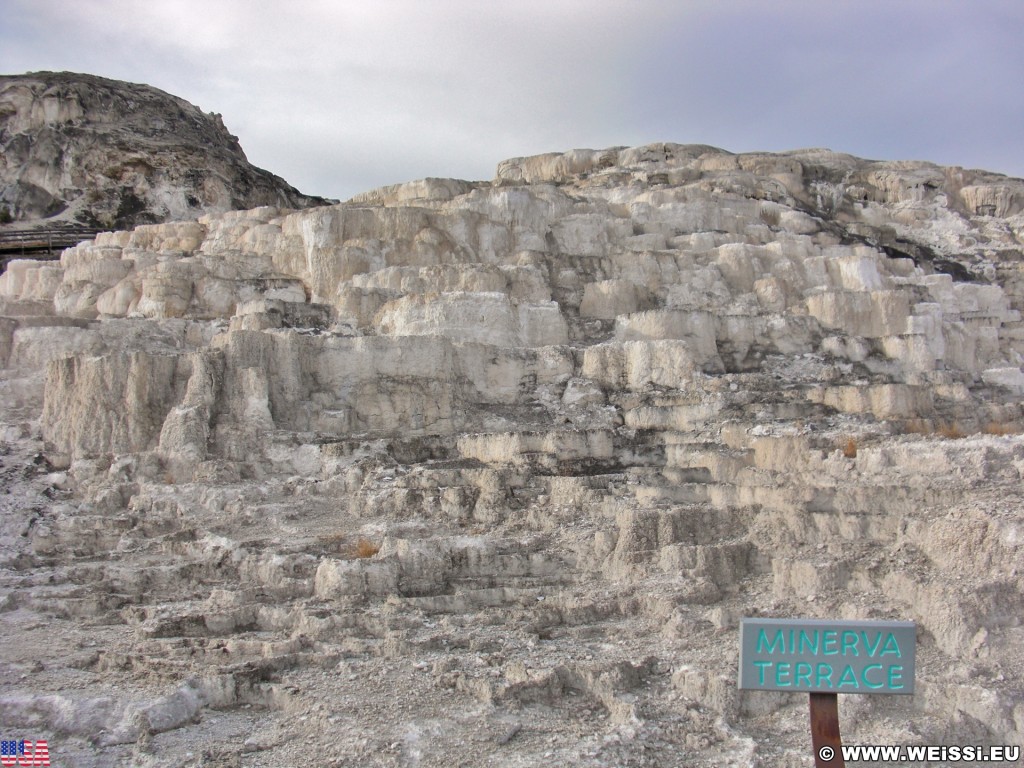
2 136 1023 766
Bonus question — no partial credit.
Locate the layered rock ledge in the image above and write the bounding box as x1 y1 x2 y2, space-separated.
1 143 1023 766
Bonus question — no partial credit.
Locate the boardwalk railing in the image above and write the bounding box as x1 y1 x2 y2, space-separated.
0 226 105 253
0 226 106 269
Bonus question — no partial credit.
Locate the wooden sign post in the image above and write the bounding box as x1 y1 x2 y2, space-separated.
809 691 843 767
738 618 916 766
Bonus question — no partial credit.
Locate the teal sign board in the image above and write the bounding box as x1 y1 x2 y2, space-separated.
739 618 915 694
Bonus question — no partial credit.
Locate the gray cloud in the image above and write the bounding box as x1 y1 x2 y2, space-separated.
3 0 1022 200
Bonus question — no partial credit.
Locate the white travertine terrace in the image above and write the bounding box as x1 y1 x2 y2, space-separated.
1 143 1023 765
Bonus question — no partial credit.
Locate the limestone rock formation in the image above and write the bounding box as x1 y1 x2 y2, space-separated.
0 71 330 228
1 143 1024 766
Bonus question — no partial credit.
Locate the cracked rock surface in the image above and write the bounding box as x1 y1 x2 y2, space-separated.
0 71 330 229
1 142 1023 766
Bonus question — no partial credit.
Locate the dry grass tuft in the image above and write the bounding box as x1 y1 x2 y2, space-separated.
936 422 967 439
315 534 381 558
982 421 1020 436
903 419 968 439
903 418 929 435
355 538 380 558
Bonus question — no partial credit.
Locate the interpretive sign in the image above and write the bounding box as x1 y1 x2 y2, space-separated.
738 618 915 694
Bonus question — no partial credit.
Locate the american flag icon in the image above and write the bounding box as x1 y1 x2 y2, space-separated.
0 740 50 767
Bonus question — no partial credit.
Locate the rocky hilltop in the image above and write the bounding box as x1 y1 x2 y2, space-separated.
0 72 330 229
1 143 1023 766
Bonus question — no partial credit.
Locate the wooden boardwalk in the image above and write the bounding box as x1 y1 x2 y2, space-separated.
0 226 105 270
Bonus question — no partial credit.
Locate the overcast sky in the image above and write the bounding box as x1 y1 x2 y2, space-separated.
3 1 1022 200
